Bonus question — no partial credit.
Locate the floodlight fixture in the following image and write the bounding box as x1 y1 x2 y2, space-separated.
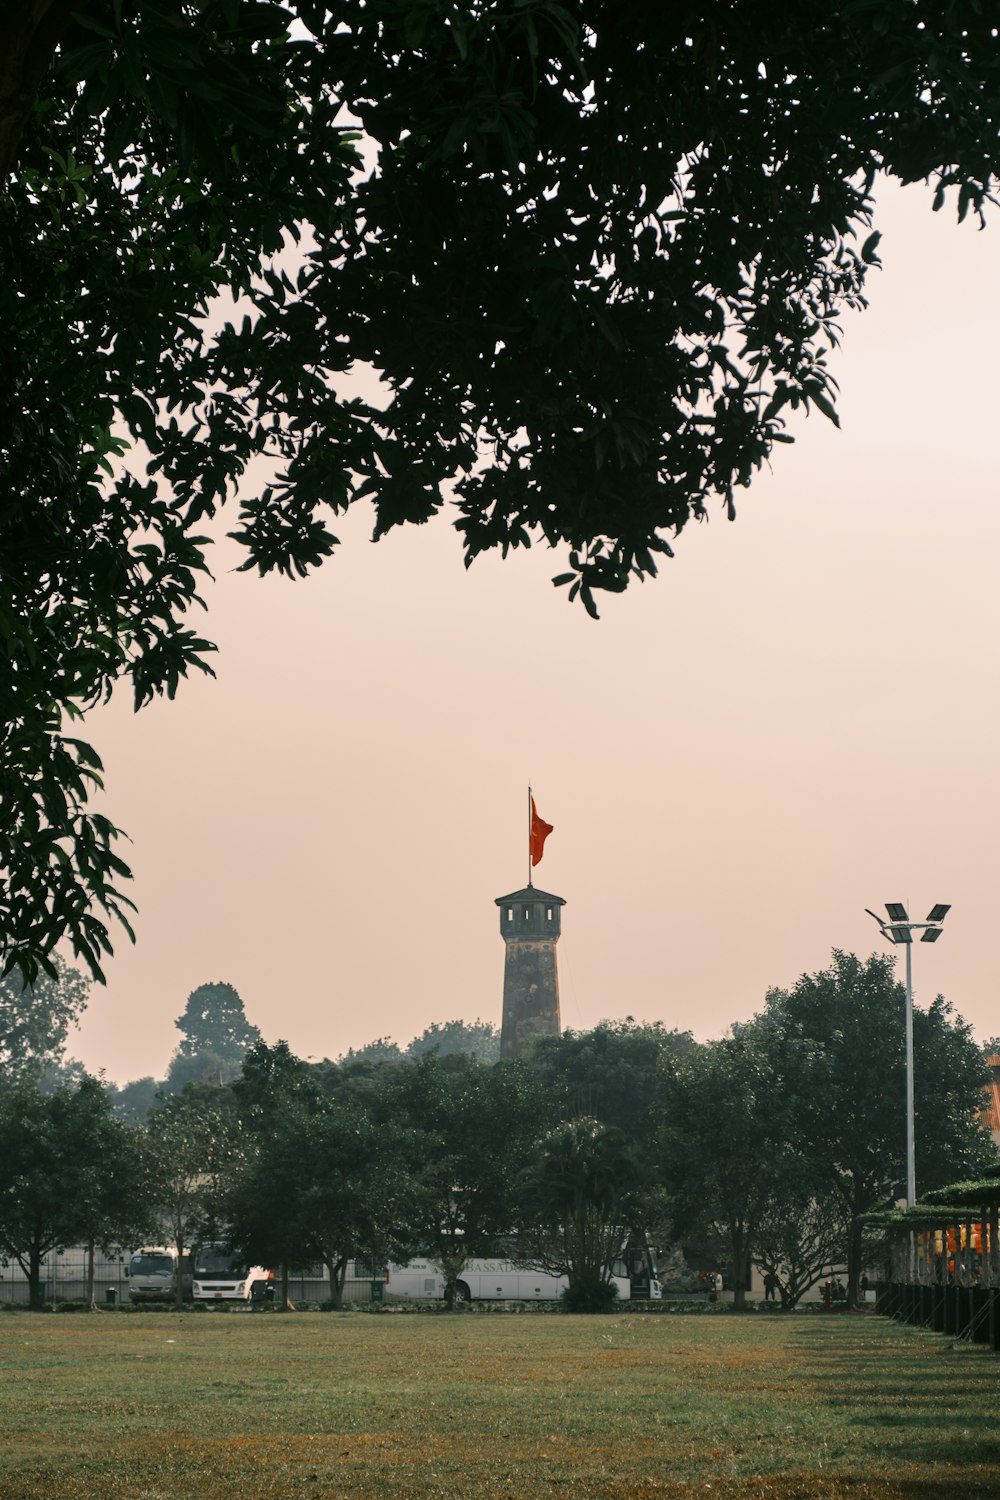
864 897 951 1211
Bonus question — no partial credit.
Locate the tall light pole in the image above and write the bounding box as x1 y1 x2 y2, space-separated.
865 903 950 1208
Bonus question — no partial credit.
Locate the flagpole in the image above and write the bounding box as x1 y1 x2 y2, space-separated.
527 783 532 888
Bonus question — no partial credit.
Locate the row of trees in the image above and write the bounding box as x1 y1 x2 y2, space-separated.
0 961 502 1117
0 968 255 1090
113 997 502 1118
0 1043 645 1311
1 951 994 1311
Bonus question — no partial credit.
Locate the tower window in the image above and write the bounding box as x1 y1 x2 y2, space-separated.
546 907 553 921
506 907 513 921
523 907 531 921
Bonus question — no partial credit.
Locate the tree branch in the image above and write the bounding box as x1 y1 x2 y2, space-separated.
0 0 94 179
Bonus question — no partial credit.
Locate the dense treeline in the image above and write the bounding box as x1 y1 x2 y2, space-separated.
1 969 502 1117
0 952 995 1311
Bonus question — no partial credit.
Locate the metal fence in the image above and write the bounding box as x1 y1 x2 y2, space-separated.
0 1250 377 1305
876 1280 1000 1349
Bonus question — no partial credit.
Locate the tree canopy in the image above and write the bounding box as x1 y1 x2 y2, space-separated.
658 952 996 1307
169 980 262 1086
0 956 90 1084
0 1074 155 1307
661 1019 814 1310
338 1018 500 1066
142 1083 239 1302
519 1115 646 1311
528 1020 696 1146
3 1 1000 977
393 1053 548 1305
228 1040 423 1307
0 991 993 1308
761 951 995 1302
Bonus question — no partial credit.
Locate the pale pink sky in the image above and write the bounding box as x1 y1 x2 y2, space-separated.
72 180 1000 1085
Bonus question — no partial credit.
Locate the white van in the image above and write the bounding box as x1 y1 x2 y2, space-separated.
386 1257 631 1303
126 1246 192 1303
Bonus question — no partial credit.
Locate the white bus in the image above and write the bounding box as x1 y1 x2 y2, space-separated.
126 1246 192 1303
191 1244 273 1303
386 1257 635 1303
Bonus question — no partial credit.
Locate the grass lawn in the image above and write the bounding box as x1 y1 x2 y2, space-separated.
1 1309 999 1498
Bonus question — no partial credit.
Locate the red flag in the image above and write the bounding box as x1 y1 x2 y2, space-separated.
530 797 553 867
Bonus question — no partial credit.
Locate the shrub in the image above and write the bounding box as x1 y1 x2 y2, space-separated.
560 1278 620 1314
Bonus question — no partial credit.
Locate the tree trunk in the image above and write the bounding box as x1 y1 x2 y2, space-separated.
27 1245 43 1310
730 1221 749 1311
434 1249 469 1311
86 1237 97 1311
323 1255 348 1310
174 1229 186 1310
279 1262 295 1312
846 1214 863 1309
0 1 91 180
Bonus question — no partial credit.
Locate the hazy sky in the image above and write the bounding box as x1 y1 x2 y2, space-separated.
71 179 1000 1085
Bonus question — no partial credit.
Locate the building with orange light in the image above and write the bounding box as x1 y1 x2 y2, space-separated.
982 1056 1000 1149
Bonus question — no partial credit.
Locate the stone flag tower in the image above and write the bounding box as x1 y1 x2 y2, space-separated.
495 884 566 1060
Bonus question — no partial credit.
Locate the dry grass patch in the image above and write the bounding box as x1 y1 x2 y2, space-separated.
1 1310 999 1497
